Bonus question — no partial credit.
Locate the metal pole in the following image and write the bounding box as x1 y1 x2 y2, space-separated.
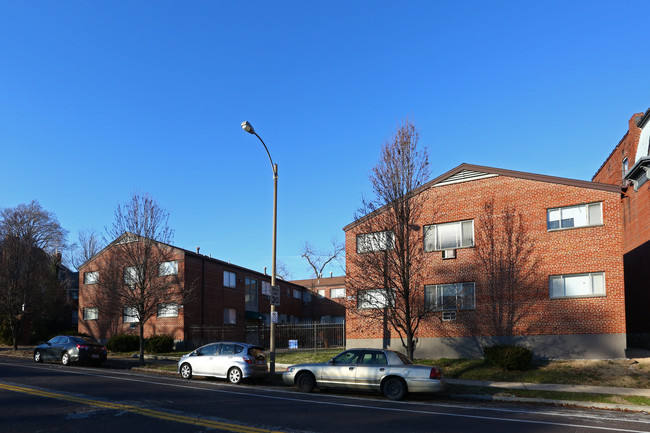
270 163 278 375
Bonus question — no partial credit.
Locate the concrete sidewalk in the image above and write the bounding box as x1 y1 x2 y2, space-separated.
446 378 650 398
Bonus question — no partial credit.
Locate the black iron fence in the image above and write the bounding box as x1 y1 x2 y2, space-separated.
185 322 345 350
247 322 346 350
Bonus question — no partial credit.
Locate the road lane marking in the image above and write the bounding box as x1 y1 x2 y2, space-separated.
0 382 283 433
2 360 649 432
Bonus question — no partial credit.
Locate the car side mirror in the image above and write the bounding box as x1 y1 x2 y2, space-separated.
327 358 335 365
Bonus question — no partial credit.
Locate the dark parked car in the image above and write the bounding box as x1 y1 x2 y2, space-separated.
178 342 268 384
34 335 107 366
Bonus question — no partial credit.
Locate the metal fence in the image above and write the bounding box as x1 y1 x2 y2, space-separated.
248 322 346 350
186 322 345 350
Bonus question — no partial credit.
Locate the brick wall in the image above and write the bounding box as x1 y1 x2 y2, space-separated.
344 170 625 348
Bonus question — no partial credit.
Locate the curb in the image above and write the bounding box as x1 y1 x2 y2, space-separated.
449 393 650 413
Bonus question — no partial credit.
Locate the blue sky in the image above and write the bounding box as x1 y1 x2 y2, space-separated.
1 1 648 279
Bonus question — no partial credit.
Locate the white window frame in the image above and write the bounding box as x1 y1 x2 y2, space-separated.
158 303 178 318
83 307 98 320
159 260 178 276
358 288 394 309
330 288 346 299
224 270 237 288
123 306 139 323
317 289 326 298
547 202 603 231
124 266 143 286
224 308 237 325
356 231 394 253
84 271 99 285
424 220 474 252
549 272 606 299
425 282 476 311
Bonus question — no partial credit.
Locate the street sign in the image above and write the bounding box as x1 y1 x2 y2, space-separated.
271 285 281 306
271 311 278 323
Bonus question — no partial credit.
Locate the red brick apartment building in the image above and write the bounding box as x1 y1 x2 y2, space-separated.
593 109 650 347
290 276 347 323
344 163 626 359
78 235 317 348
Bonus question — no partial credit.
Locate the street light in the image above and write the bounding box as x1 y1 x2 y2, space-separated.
241 120 279 375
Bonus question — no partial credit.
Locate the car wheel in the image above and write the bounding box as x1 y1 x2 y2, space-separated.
383 377 407 401
295 372 316 393
180 363 193 379
34 350 42 363
61 352 71 366
228 367 242 384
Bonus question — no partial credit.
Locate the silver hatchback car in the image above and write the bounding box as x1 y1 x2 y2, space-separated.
178 342 268 384
283 348 444 400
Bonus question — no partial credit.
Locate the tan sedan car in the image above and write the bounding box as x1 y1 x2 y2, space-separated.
282 348 444 400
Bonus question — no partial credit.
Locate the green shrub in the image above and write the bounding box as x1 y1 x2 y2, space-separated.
106 334 140 352
0 322 13 345
483 344 532 371
146 335 174 353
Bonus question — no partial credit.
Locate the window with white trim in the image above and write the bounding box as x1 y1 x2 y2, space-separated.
158 303 178 318
224 308 237 324
124 266 143 286
317 289 326 298
159 261 178 276
424 220 474 251
123 306 139 323
358 289 394 309
547 202 603 231
549 272 605 299
425 282 476 311
330 288 346 298
84 271 99 285
83 307 98 320
356 231 394 253
224 271 237 288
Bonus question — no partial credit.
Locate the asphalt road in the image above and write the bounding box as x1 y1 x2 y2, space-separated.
1 357 649 433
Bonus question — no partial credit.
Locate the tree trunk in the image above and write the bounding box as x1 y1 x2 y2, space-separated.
139 323 145 365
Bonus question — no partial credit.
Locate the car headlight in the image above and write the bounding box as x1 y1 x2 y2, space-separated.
285 367 295 373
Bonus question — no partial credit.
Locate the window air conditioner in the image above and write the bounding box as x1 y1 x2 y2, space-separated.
442 311 457 321
442 249 457 260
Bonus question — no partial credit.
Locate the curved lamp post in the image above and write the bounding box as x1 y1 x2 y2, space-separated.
241 120 278 375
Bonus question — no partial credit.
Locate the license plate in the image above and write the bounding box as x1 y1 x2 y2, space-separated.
257 360 265 365
92 354 99 359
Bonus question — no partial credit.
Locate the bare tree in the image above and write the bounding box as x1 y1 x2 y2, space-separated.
92 193 194 364
301 238 345 278
347 119 431 360
275 260 293 281
69 227 104 270
474 199 541 337
0 201 67 349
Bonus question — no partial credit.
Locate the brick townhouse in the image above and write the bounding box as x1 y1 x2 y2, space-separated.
593 109 650 347
78 234 316 348
344 163 626 359
290 275 347 323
